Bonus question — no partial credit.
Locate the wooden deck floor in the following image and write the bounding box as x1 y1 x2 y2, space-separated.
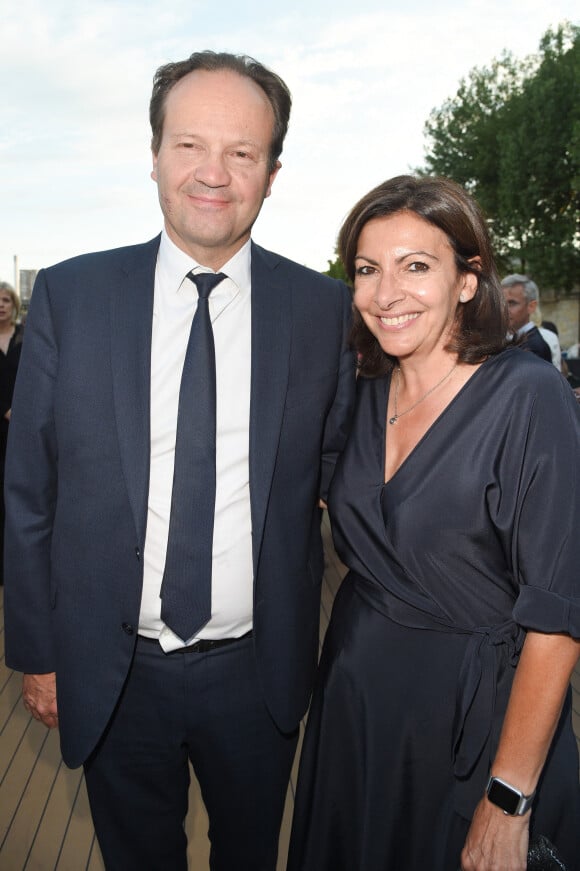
1 515 579 870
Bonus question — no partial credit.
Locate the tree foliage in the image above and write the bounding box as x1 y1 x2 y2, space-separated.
421 23 580 294
324 253 349 283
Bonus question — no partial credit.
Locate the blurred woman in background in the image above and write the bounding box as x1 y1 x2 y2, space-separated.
0 282 23 585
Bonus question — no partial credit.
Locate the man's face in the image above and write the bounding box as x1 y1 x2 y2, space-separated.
502 283 536 331
151 69 280 270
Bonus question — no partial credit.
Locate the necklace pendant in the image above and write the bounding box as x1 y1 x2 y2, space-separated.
388 415 398 425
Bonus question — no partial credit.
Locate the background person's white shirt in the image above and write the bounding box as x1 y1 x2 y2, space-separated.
538 326 561 370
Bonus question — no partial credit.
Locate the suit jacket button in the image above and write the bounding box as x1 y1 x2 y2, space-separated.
135 547 141 560
122 622 134 635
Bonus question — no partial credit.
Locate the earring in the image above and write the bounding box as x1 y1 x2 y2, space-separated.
459 292 467 303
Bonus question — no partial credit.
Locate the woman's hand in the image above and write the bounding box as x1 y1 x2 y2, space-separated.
461 630 580 869
461 798 528 871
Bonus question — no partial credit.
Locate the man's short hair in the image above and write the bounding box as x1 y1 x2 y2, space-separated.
501 274 539 304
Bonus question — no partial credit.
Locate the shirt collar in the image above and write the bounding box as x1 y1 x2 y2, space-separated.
517 321 535 338
157 229 251 298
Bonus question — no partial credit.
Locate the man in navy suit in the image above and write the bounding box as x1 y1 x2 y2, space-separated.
4 51 355 871
501 273 552 363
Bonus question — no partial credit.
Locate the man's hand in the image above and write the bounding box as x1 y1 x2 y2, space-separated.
22 673 58 729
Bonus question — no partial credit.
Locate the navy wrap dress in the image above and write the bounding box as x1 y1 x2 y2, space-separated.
289 348 580 871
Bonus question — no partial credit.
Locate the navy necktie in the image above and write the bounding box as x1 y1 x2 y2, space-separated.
161 271 227 641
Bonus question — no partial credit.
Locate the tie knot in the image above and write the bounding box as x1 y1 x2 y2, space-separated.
187 271 227 299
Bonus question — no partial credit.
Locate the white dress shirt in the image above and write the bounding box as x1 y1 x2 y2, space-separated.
516 321 561 369
139 231 253 651
538 327 561 370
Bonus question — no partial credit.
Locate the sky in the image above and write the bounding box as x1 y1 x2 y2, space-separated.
1 0 578 284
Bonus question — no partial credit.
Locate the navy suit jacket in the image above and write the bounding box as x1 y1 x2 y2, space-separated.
519 325 552 363
4 236 355 767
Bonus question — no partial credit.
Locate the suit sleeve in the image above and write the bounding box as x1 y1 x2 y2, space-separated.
319 282 356 501
4 270 59 674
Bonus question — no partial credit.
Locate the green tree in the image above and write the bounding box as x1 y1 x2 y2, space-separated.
324 252 349 283
421 23 580 293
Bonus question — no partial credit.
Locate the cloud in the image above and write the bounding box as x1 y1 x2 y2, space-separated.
1 0 578 280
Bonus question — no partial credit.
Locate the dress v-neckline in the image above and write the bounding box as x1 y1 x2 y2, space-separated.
382 358 490 486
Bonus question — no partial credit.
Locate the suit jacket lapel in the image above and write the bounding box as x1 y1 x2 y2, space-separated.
110 236 160 542
249 243 292 564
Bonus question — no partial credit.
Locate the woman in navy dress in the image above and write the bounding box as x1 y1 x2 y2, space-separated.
288 176 580 871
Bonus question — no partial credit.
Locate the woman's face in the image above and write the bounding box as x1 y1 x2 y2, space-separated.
353 210 477 362
0 292 14 325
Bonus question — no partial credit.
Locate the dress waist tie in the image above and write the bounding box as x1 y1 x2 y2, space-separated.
451 620 524 817
350 572 525 819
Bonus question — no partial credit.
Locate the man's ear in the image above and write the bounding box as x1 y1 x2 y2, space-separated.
264 160 281 199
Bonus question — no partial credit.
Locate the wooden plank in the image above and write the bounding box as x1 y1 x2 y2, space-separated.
1 726 62 868
24 759 88 871
54 776 97 870
0 719 50 847
0 677 28 781
86 836 105 871
184 770 210 869
0 654 15 695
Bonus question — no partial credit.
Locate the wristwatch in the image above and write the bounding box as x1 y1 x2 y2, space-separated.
486 775 536 816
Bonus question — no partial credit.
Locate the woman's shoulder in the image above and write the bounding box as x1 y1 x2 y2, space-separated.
485 346 561 386
483 348 578 422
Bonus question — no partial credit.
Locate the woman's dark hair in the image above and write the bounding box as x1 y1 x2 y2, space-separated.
150 51 292 173
337 175 508 377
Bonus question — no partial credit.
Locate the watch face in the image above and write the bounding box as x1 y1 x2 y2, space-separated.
487 778 521 815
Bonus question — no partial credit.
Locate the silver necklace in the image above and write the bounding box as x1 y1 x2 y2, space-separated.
388 362 458 425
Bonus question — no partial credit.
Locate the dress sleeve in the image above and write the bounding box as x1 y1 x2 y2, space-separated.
511 371 580 638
